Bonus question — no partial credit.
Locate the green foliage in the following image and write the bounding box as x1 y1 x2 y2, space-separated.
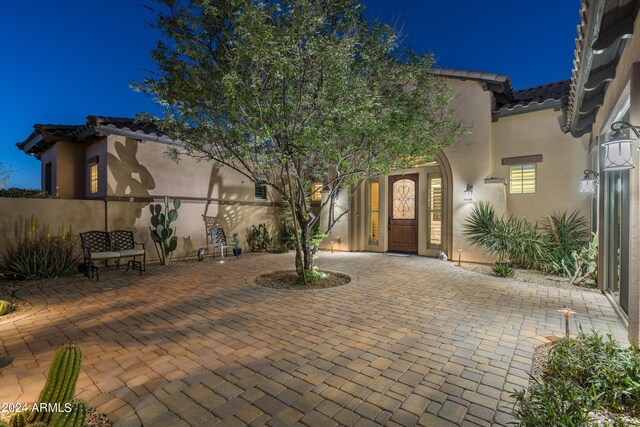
2 216 78 279
149 196 181 265
247 224 271 252
541 211 590 276
513 330 640 425
463 202 543 266
0 300 11 316
572 233 599 285
269 241 289 254
49 400 87 427
492 262 515 278
305 266 329 283
136 0 464 277
0 188 52 199
28 345 83 424
464 204 591 276
513 376 596 427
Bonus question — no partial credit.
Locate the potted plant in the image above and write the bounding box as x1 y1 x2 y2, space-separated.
232 233 242 258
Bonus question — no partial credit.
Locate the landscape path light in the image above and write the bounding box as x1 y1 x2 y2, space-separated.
557 306 576 338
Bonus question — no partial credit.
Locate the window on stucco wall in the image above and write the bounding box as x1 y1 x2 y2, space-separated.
89 163 98 194
509 164 536 194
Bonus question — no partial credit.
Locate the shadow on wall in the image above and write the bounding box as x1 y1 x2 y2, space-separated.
202 166 249 240
107 139 156 231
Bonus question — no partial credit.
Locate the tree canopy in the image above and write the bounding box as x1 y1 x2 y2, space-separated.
136 0 464 279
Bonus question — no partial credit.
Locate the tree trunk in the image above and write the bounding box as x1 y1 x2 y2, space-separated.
285 161 308 285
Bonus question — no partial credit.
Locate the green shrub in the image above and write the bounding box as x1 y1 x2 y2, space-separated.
464 202 543 266
464 204 590 276
492 262 515 278
0 188 52 198
513 330 640 425
541 211 590 276
247 223 271 252
2 215 79 279
571 233 598 285
513 376 596 427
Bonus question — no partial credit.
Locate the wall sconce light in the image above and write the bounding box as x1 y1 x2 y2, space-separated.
463 184 473 201
579 169 599 194
602 121 640 171
557 306 576 337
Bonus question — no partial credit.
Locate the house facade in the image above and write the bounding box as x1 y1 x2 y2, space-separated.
14 0 640 344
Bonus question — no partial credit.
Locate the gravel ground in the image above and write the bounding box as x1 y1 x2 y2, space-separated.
255 270 351 289
458 263 600 293
0 279 35 321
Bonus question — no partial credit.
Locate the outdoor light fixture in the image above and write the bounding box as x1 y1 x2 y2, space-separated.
457 248 463 266
579 169 599 194
602 121 640 171
557 306 576 337
463 184 473 201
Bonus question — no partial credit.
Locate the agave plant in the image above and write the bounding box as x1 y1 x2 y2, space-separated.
463 202 543 267
541 210 589 276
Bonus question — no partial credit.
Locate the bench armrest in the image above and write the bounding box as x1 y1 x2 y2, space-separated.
134 242 146 251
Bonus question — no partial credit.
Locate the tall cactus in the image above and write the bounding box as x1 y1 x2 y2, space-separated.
149 195 181 265
7 412 26 427
49 400 87 427
0 300 11 316
28 345 82 424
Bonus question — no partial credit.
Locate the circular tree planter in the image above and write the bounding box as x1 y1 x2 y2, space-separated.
255 270 350 289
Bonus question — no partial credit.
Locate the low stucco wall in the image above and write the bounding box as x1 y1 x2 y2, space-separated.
0 198 105 259
107 198 283 263
0 197 283 268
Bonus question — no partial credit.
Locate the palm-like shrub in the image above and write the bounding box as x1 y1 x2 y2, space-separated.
463 202 543 267
541 211 590 276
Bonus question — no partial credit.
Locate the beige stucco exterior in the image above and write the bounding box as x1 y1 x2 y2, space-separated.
339 78 590 265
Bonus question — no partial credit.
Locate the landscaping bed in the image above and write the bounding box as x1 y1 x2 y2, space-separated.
458 263 599 293
255 270 350 289
515 331 640 426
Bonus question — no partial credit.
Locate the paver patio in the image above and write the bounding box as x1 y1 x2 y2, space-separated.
0 252 627 426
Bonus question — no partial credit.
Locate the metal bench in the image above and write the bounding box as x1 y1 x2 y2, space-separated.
79 230 146 281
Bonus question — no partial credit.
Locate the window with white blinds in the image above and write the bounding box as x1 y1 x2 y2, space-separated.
509 164 536 194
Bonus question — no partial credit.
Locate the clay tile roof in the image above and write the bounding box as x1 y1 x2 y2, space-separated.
86 115 165 136
499 80 571 111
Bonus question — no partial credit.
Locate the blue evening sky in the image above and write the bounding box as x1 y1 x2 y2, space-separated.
0 0 581 188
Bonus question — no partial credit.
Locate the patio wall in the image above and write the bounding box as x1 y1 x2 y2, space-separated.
0 197 283 266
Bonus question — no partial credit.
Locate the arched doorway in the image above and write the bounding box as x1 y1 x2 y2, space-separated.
434 150 454 259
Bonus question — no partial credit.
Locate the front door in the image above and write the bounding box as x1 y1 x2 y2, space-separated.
388 174 418 252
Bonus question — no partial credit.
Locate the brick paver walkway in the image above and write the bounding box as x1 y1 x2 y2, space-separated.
0 252 627 426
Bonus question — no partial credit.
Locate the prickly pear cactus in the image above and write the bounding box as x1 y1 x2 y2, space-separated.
29 345 82 424
0 300 11 316
149 195 181 265
49 400 87 427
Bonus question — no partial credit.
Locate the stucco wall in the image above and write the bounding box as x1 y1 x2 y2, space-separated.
0 198 104 260
491 108 590 223
102 135 284 261
442 80 499 263
105 136 264 202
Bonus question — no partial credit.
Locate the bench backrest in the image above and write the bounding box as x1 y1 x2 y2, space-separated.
79 231 111 254
109 230 135 251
